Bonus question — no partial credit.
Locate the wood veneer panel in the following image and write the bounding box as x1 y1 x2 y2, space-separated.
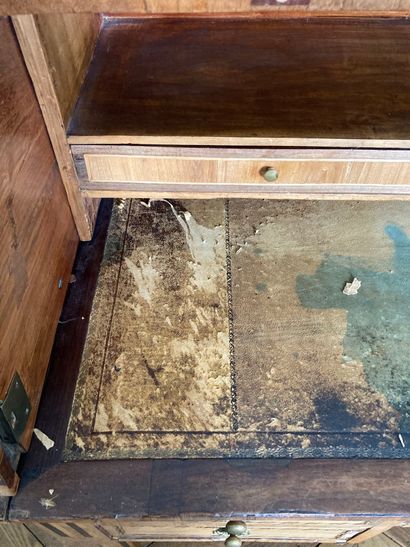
0 17 78 450
12 13 100 240
84 155 410 185
34 13 102 128
13 203 114 475
8 459 410 519
73 147 410 198
69 16 410 147
0 1 409 15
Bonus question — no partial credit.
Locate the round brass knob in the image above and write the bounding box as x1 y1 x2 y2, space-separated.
223 520 247 546
225 521 247 536
261 166 279 182
224 535 242 547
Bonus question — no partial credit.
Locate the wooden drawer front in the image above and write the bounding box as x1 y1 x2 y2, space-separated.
99 518 370 543
72 145 410 199
76 147 410 186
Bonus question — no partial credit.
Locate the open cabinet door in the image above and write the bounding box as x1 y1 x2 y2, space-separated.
0 17 78 495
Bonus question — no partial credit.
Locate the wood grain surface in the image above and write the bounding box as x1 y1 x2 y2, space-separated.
83 184 410 200
99 517 370 542
0 17 78 450
8 459 410 519
0 522 409 547
73 146 410 200
1 1 410 15
69 16 410 147
12 14 100 240
33 13 101 127
0 523 41 547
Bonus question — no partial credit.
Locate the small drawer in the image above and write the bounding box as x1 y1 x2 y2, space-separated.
72 145 410 198
99 517 370 543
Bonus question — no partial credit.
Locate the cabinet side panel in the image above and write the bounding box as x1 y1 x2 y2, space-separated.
35 13 101 127
12 14 100 240
0 16 78 450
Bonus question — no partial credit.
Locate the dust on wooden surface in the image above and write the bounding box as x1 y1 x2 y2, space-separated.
65 199 410 460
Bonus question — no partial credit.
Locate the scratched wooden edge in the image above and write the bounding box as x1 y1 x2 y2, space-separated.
71 146 410 159
83 185 410 201
4 199 410 522
68 135 410 148
7 456 410 520
1 4 410 16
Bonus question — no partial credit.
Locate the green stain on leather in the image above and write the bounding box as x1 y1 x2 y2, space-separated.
297 224 410 431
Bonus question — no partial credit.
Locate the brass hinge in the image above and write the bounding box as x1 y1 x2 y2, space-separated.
0 372 31 444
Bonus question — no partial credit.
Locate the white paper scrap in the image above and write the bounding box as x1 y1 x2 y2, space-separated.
343 278 362 296
33 428 55 450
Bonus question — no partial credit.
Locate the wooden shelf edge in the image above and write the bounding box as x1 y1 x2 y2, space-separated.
68 135 410 149
82 185 410 201
1 2 410 16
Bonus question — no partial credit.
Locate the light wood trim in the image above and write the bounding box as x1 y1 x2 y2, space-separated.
1 2 410 16
0 448 19 496
348 522 397 543
12 14 100 241
83 183 410 200
68 134 410 150
72 146 410 161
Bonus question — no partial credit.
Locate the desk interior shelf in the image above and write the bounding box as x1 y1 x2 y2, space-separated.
68 16 410 148
17 12 410 208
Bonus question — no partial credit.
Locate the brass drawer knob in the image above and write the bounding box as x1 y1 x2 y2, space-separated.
225 535 242 547
260 166 279 182
225 521 247 536
223 520 247 546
